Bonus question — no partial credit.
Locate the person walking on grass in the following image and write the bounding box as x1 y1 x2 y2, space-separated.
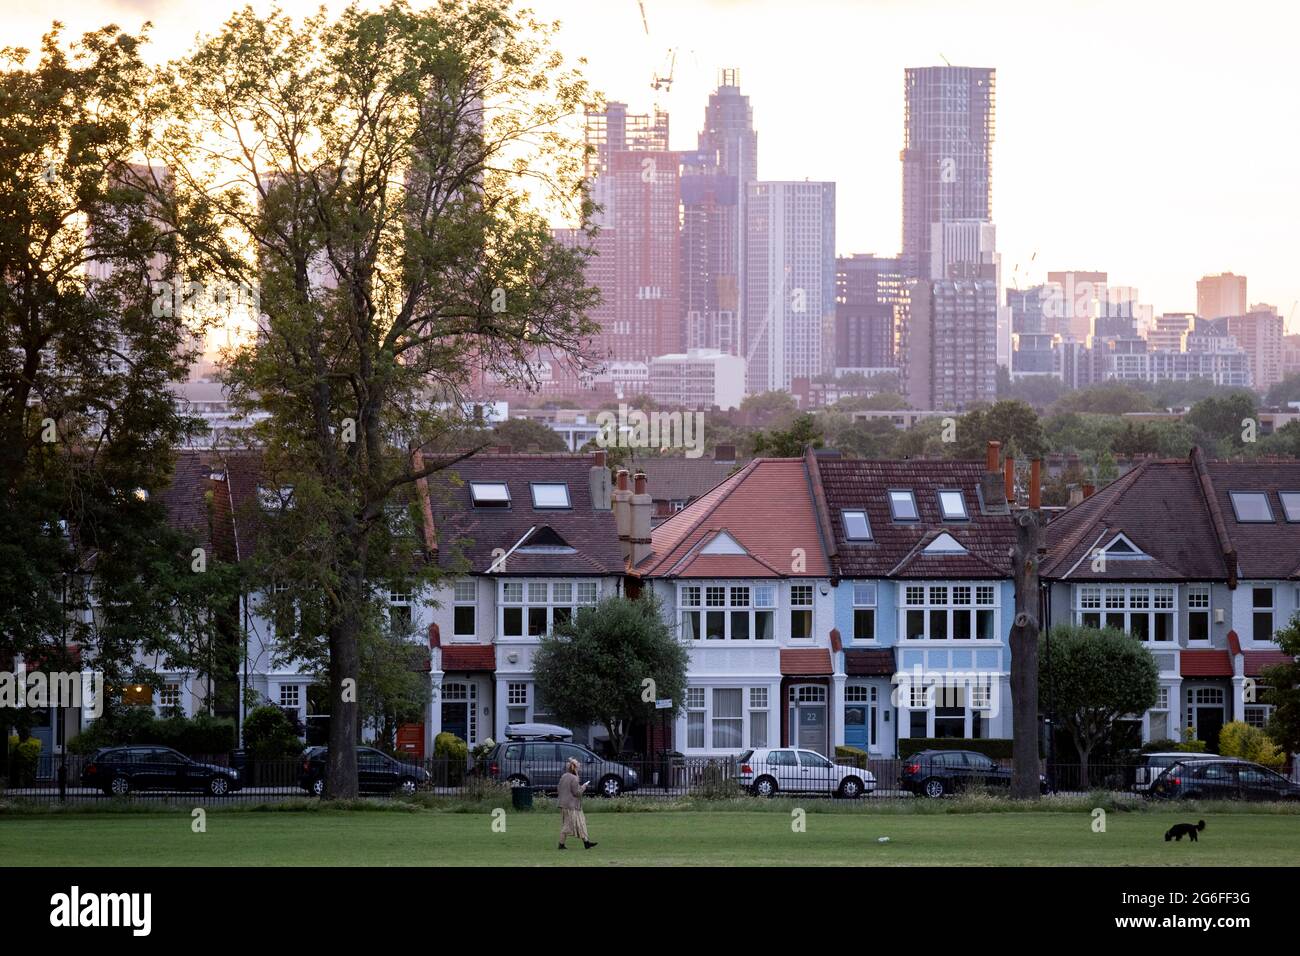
558 756 597 850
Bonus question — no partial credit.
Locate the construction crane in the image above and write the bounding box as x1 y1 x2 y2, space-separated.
652 48 677 93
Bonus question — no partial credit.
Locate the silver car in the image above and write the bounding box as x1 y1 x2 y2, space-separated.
485 740 640 797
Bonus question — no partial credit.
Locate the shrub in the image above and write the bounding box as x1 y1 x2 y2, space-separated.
7 736 42 785
65 712 236 757
242 707 301 759
899 738 1015 760
835 745 868 768
1176 726 1207 753
690 759 740 800
1140 738 1180 754
432 732 467 786
1218 721 1285 769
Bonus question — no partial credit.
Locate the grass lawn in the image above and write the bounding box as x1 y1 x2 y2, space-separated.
4 808 1300 866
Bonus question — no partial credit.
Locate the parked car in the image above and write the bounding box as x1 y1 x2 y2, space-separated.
899 749 1045 798
1149 758 1300 801
298 746 431 796
1132 752 1218 793
479 739 640 797
81 746 243 796
736 748 876 798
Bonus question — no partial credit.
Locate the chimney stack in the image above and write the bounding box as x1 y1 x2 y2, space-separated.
1030 459 1042 511
589 449 611 510
985 440 1001 473
1082 482 1096 499
979 440 1009 513
1068 485 1084 507
630 471 652 566
613 468 632 563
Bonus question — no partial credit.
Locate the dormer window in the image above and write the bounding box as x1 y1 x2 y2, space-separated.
841 509 872 541
937 490 968 521
700 531 747 555
469 481 511 508
889 489 919 522
1099 532 1147 559
923 532 967 554
1229 491 1273 523
1279 492 1300 523
530 482 571 509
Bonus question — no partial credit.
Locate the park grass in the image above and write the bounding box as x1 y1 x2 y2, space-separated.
3 807 1300 866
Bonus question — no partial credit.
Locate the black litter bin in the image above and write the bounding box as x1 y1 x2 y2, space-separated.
510 783 534 811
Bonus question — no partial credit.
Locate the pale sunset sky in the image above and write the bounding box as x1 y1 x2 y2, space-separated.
7 0 1297 327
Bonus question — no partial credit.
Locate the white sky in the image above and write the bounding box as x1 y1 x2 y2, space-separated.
9 0 1298 327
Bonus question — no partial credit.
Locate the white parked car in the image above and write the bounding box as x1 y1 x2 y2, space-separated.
736 748 876 798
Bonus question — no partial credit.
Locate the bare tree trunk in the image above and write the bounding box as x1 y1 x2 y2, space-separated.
1010 509 1041 800
325 568 363 799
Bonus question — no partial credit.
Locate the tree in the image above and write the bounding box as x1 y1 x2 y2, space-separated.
184 2 595 797
1186 391 1258 453
750 413 823 458
1040 625 1159 788
491 417 567 453
1261 615 1300 760
738 391 798 429
0 24 241 771
1009 509 1041 799
951 400 1046 460
532 593 688 756
1264 373 1300 410
1051 383 1156 416
359 622 432 749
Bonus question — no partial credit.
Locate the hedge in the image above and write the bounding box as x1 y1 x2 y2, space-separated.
835 745 868 768
67 713 237 757
898 738 1016 760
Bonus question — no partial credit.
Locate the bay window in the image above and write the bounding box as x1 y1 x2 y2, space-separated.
679 583 776 641
902 582 997 640
499 579 598 638
1074 584 1174 641
683 685 772 751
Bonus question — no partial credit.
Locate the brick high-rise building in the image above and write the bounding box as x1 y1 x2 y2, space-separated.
835 254 904 370
1196 272 1248 321
1226 307 1284 392
900 275 999 410
900 66 995 280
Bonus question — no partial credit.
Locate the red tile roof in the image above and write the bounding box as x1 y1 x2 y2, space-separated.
1243 650 1294 677
441 645 496 672
780 649 833 676
1180 649 1233 677
638 458 831 578
844 648 894 676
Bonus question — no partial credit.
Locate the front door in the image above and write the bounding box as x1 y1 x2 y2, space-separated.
440 681 477 744
788 685 828 754
1196 708 1224 754
844 685 878 753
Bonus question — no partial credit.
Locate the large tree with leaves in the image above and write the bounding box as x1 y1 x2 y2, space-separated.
1040 625 1159 788
0 23 241 764
533 593 688 756
176 1 596 796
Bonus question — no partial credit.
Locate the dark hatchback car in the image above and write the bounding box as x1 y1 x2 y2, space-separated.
298 746 430 796
81 746 243 796
899 749 1039 798
1150 758 1300 801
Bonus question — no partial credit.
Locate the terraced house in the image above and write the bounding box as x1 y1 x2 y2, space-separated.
1040 448 1300 751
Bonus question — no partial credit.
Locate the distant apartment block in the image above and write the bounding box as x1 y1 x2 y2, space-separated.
900 66 995 280
1196 272 1248 321
1147 312 1196 352
835 254 903 369
1225 308 1284 392
900 276 999 410
1046 270 1107 341
745 181 836 393
648 348 747 410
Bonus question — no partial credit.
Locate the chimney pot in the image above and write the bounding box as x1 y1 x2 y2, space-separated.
616 468 630 491
1082 483 1096 499
1003 455 1015 504
593 449 606 467
986 440 1001 473
634 472 647 495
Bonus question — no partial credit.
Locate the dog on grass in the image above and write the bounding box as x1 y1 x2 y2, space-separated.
1164 820 1205 842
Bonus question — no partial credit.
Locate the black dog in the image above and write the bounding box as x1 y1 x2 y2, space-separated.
1165 820 1205 842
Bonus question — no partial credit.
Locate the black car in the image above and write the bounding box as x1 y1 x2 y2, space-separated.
900 749 1031 798
298 746 430 796
1150 758 1300 801
81 746 243 796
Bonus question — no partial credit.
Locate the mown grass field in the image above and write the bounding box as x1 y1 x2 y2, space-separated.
4 804 1300 866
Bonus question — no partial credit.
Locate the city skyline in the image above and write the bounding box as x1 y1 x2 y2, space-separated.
12 0 1297 329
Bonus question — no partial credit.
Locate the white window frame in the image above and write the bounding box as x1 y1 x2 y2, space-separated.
900 581 999 642
1072 584 1177 643
1186 585 1211 644
158 682 181 710
279 684 301 709
677 581 778 642
498 578 598 640
452 579 477 639
852 582 877 643
683 684 772 753
1251 585 1275 644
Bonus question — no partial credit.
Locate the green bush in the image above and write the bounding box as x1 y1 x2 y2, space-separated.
7 736 42 785
1139 738 1180 754
64 713 236 757
691 759 740 800
432 732 467 786
242 706 301 759
1176 726 1207 753
835 745 868 768
1218 721 1285 768
898 738 1015 759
